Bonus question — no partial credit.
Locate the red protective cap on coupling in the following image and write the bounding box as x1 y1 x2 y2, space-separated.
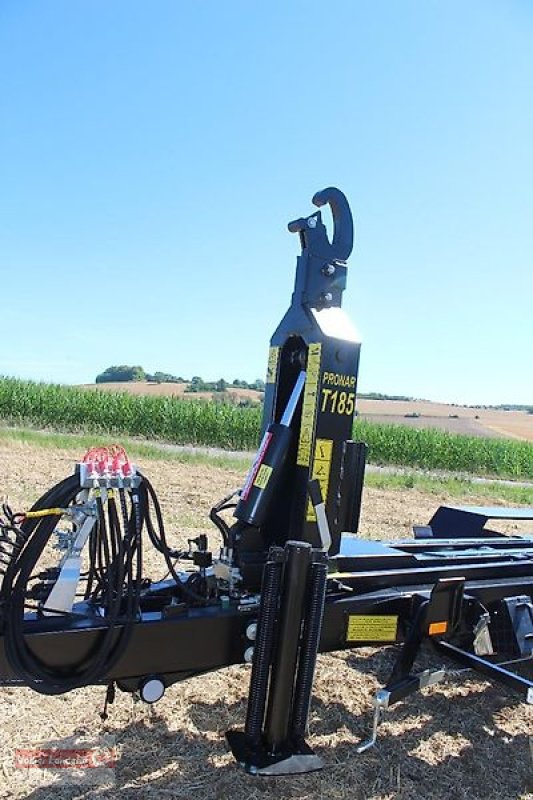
81 445 132 478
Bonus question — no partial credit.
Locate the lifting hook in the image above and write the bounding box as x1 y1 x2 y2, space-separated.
288 186 354 263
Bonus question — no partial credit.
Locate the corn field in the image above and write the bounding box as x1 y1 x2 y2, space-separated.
0 377 531 480
354 419 533 480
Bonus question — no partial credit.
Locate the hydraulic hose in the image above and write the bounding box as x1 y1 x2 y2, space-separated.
1 472 153 694
138 473 209 606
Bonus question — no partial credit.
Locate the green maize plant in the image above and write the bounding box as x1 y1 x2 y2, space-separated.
0 378 531 480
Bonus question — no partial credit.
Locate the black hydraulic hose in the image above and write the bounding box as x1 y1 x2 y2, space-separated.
139 475 228 605
291 557 328 740
0 475 77 604
2 465 203 694
3 476 101 691
96 494 113 603
127 485 143 619
107 496 118 565
138 476 181 559
208 489 240 549
209 507 230 547
84 523 98 599
119 486 138 618
138 475 208 606
3 475 142 694
0 518 26 583
106 494 128 595
118 487 130 543
244 549 284 746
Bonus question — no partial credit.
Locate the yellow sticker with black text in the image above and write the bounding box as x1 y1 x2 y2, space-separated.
266 347 280 384
306 438 333 521
296 343 322 467
253 464 273 490
346 615 398 642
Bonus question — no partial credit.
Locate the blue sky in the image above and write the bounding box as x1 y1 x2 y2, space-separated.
1 1 532 405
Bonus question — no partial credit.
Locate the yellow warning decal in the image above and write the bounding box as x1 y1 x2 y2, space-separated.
253 463 273 490
296 343 322 467
306 438 333 521
266 347 280 384
346 615 398 642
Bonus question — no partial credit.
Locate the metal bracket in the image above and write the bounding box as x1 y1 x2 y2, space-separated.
42 496 97 617
287 187 353 310
434 640 533 704
308 480 332 551
356 689 390 753
473 612 494 656
503 595 533 657
356 668 447 753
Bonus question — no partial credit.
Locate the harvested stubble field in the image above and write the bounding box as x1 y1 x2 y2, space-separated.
0 438 531 800
358 399 533 442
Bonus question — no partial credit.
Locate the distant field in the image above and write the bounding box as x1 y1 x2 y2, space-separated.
358 398 533 442
80 382 533 443
80 381 261 402
1 377 532 480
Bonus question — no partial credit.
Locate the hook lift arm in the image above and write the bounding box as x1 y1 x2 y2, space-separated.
0 189 531 779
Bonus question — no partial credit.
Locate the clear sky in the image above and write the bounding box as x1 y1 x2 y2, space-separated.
1 1 532 405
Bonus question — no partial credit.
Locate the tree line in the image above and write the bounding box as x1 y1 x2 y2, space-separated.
95 366 265 392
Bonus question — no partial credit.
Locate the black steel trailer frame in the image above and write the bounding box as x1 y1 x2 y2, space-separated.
0 188 531 776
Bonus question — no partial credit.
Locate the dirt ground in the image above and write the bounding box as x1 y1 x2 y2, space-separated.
0 439 531 799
